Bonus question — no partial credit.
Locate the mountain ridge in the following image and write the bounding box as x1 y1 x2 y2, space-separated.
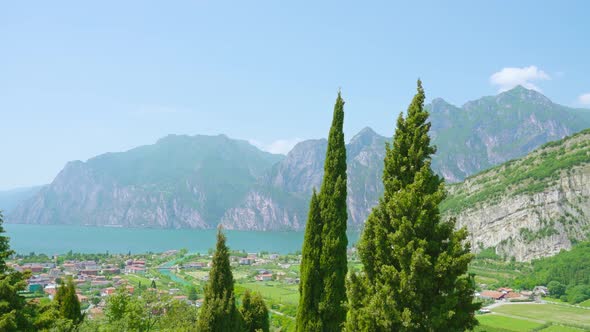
8 86 590 261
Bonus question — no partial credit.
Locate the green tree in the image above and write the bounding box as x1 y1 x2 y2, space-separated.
297 92 348 332
296 191 323 331
188 286 198 302
346 81 479 331
60 277 84 325
547 281 566 297
197 227 240 332
240 290 269 332
0 212 36 332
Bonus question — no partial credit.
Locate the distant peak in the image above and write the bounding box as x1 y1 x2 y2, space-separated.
349 127 381 145
357 126 377 136
499 85 551 103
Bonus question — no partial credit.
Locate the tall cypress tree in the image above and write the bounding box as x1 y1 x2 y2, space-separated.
345 80 479 331
198 227 240 332
297 92 348 332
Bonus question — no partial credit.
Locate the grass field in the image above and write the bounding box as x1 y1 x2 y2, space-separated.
238 281 299 305
490 303 590 331
578 299 590 308
476 314 543 331
538 325 586 332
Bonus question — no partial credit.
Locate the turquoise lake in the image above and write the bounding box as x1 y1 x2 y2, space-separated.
4 224 361 255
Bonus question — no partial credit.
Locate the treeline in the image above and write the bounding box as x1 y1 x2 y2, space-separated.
1 81 479 331
514 242 590 304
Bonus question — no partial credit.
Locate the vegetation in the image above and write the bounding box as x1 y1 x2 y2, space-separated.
297 92 348 331
346 81 479 331
239 290 270 332
197 228 241 331
0 212 35 331
55 277 84 326
514 242 590 304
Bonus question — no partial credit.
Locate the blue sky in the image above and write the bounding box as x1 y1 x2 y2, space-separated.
1 1 589 189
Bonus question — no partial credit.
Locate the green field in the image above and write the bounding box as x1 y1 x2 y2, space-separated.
538 325 586 332
476 314 543 331
579 299 590 308
491 303 590 331
238 281 299 305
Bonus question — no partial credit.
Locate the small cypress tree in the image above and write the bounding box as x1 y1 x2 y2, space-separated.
0 211 12 274
345 80 479 331
296 191 323 332
297 92 348 332
198 227 240 332
0 212 35 332
240 290 269 332
59 277 83 325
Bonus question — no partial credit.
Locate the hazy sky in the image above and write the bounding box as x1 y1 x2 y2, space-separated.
1 1 589 190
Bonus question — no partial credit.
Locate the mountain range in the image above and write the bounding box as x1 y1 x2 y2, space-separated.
5 86 590 259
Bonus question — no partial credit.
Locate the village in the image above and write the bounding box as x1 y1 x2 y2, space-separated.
8 248 308 318
9 248 557 321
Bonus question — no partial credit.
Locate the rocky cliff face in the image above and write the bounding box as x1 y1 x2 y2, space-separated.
224 127 387 230
9 135 283 229
444 130 590 261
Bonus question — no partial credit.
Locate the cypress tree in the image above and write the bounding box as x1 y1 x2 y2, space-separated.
60 277 83 325
0 212 35 331
198 227 240 332
240 290 270 332
0 212 12 274
297 92 348 332
296 191 322 331
345 80 479 331
318 91 348 331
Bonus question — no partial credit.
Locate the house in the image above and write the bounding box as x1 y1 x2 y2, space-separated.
124 265 146 274
63 263 77 273
533 286 549 296
101 287 117 296
80 269 99 276
255 273 273 282
239 258 254 265
183 262 205 270
44 284 58 296
269 254 279 260
479 290 506 300
102 267 120 275
21 264 44 273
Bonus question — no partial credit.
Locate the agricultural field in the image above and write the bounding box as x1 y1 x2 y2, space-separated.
486 303 590 331
476 314 543 331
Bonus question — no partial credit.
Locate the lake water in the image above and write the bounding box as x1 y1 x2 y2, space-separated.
3 224 361 255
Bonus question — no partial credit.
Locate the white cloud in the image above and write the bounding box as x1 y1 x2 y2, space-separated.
249 138 302 155
578 93 590 106
490 66 550 92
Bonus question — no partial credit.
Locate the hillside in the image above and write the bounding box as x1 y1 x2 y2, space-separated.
442 129 590 261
